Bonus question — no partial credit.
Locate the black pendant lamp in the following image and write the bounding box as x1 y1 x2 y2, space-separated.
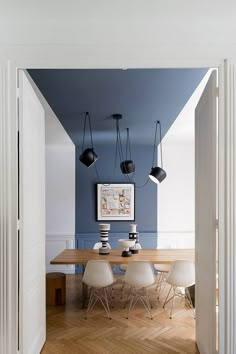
79 112 98 167
112 114 135 175
120 128 135 174
149 120 167 184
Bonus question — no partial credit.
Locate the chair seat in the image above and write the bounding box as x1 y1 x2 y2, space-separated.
154 263 171 273
119 264 128 272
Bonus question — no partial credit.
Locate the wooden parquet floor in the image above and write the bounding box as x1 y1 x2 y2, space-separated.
41 274 199 354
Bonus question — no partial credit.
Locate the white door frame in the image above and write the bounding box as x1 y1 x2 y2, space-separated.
0 47 233 354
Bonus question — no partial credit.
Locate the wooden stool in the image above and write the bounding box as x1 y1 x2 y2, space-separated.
46 272 66 306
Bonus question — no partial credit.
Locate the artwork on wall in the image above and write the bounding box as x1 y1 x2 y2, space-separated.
96 183 135 221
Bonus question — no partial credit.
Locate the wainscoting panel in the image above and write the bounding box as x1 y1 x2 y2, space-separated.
46 234 75 273
157 231 195 249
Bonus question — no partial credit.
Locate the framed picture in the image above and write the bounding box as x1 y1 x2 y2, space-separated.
96 183 135 221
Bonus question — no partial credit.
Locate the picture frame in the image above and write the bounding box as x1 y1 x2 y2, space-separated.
96 183 135 221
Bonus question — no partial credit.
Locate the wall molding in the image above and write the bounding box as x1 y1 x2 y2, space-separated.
75 231 157 249
46 234 75 274
218 60 236 354
157 231 195 249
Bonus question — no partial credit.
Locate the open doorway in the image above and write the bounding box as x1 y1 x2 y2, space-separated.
18 66 219 354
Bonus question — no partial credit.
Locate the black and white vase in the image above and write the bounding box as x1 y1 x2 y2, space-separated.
99 224 110 255
129 224 139 254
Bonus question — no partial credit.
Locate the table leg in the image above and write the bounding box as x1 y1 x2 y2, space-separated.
82 265 87 308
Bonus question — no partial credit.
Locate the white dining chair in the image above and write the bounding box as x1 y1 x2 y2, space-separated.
82 260 115 319
123 261 155 319
119 243 142 298
163 260 195 319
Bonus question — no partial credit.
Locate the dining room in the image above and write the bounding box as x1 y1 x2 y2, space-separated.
19 67 218 354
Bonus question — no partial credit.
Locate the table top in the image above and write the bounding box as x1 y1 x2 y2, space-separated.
50 248 195 265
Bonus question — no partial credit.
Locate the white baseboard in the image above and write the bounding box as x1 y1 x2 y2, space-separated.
46 234 75 274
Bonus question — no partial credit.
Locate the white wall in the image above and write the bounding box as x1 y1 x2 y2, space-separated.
45 146 75 235
44 119 75 274
26 72 76 273
158 69 213 249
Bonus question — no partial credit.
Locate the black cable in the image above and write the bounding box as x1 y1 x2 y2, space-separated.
128 128 132 160
81 112 87 152
125 128 129 160
151 120 158 167
87 112 95 152
159 121 163 169
112 132 119 180
135 177 150 188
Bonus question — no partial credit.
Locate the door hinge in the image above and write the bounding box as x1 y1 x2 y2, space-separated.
17 220 21 230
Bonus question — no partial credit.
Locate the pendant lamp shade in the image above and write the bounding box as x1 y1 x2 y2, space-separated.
79 112 98 168
120 160 135 174
149 120 167 184
120 125 135 175
149 166 167 184
79 148 98 167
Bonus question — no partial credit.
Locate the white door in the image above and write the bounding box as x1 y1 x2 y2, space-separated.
195 70 217 354
19 70 46 354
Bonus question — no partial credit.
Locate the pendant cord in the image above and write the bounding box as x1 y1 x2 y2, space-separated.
87 112 95 152
159 121 163 169
81 112 87 152
125 128 132 160
152 121 158 167
112 131 119 179
151 120 163 168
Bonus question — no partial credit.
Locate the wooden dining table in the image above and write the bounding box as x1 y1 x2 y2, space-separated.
50 248 195 266
50 248 195 307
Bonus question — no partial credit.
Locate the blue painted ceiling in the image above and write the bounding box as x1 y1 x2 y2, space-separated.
28 68 208 146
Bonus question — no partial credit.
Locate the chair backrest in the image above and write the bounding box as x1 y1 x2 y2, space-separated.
93 242 111 249
124 261 155 288
166 260 195 288
133 243 142 250
82 260 114 288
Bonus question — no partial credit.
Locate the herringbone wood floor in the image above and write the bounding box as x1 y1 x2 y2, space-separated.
41 274 199 354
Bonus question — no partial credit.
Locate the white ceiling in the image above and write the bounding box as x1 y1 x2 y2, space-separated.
0 1 236 48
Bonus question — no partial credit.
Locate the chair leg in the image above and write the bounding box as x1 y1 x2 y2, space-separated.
126 288 153 320
126 291 136 319
158 279 168 299
123 286 133 308
102 288 112 319
185 288 195 319
169 287 176 319
140 290 153 319
157 272 168 299
85 287 112 319
85 288 98 319
155 271 163 291
120 280 125 299
163 285 173 307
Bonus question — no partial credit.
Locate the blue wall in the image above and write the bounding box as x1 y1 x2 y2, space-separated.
75 144 158 264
